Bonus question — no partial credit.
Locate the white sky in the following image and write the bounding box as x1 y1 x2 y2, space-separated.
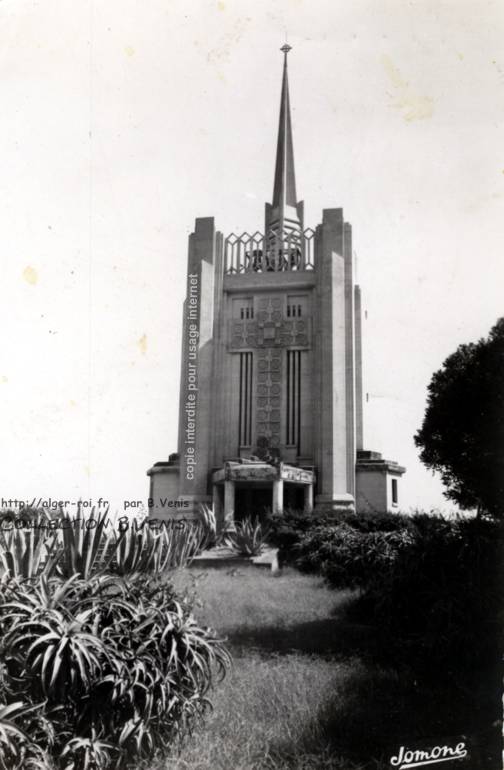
1 0 503 515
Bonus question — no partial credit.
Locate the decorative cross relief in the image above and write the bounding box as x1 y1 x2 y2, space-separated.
228 296 311 453
256 348 282 448
229 296 311 352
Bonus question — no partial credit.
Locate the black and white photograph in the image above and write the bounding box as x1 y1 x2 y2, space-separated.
0 1 503 768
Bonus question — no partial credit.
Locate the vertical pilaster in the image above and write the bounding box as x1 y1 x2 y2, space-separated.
304 484 314 513
210 232 226 468
213 484 223 531
272 479 284 514
224 480 235 528
354 285 364 452
343 221 355 495
314 208 353 509
178 218 217 505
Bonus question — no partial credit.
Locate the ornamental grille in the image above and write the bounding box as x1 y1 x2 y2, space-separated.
238 352 253 447
224 228 316 274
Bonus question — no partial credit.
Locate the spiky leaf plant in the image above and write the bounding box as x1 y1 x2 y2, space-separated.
224 516 270 557
56 509 116 580
0 510 60 580
158 519 208 569
61 730 116 770
110 519 207 576
0 570 230 769
197 504 217 549
0 701 51 770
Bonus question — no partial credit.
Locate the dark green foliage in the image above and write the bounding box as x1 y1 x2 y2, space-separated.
267 507 410 566
295 524 415 590
362 516 504 665
327 509 411 532
279 509 504 667
415 317 504 516
266 508 330 563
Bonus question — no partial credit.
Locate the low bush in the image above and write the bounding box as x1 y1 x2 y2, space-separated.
327 509 411 532
267 508 410 566
267 508 329 563
295 523 415 590
283 510 503 667
363 515 504 665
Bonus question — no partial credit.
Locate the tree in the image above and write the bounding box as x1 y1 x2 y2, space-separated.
415 318 504 517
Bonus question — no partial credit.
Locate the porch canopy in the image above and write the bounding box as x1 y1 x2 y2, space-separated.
211 460 315 529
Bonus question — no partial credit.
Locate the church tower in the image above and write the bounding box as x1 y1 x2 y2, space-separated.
147 47 405 527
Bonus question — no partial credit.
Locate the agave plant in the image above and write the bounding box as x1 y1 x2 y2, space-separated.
0 701 50 770
0 517 60 580
110 519 207 576
3 606 108 701
56 509 117 580
111 524 164 576
0 567 231 769
197 503 216 548
224 516 271 557
160 520 208 569
61 730 116 770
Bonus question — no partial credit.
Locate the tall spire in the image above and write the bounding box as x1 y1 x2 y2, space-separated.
269 44 301 236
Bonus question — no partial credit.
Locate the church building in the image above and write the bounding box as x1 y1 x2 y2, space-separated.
147 46 405 528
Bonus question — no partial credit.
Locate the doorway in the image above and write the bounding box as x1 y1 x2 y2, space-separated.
234 486 272 523
283 482 305 511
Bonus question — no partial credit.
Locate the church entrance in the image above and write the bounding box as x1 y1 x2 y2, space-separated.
211 461 315 532
234 485 272 523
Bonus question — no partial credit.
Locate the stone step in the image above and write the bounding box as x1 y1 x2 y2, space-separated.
189 546 279 572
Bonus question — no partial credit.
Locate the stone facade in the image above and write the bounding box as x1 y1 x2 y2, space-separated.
147 47 405 525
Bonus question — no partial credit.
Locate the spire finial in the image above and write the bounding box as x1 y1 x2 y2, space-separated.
269 42 300 237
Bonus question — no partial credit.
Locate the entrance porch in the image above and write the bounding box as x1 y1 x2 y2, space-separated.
211 460 315 531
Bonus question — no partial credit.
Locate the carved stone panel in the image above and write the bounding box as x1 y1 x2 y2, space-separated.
227 294 312 457
255 348 282 450
228 294 311 351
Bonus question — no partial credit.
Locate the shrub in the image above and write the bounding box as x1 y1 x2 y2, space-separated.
286 510 504 668
0 571 231 769
295 523 415 590
328 509 410 533
363 515 504 665
266 508 329 563
267 507 410 567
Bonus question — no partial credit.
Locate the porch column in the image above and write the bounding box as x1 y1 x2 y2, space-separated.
213 484 223 532
272 479 284 514
223 480 235 530
304 483 314 514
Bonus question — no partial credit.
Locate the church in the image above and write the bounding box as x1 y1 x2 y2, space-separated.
147 46 405 529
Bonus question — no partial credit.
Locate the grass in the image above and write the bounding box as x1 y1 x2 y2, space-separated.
147 567 501 770
176 568 356 639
